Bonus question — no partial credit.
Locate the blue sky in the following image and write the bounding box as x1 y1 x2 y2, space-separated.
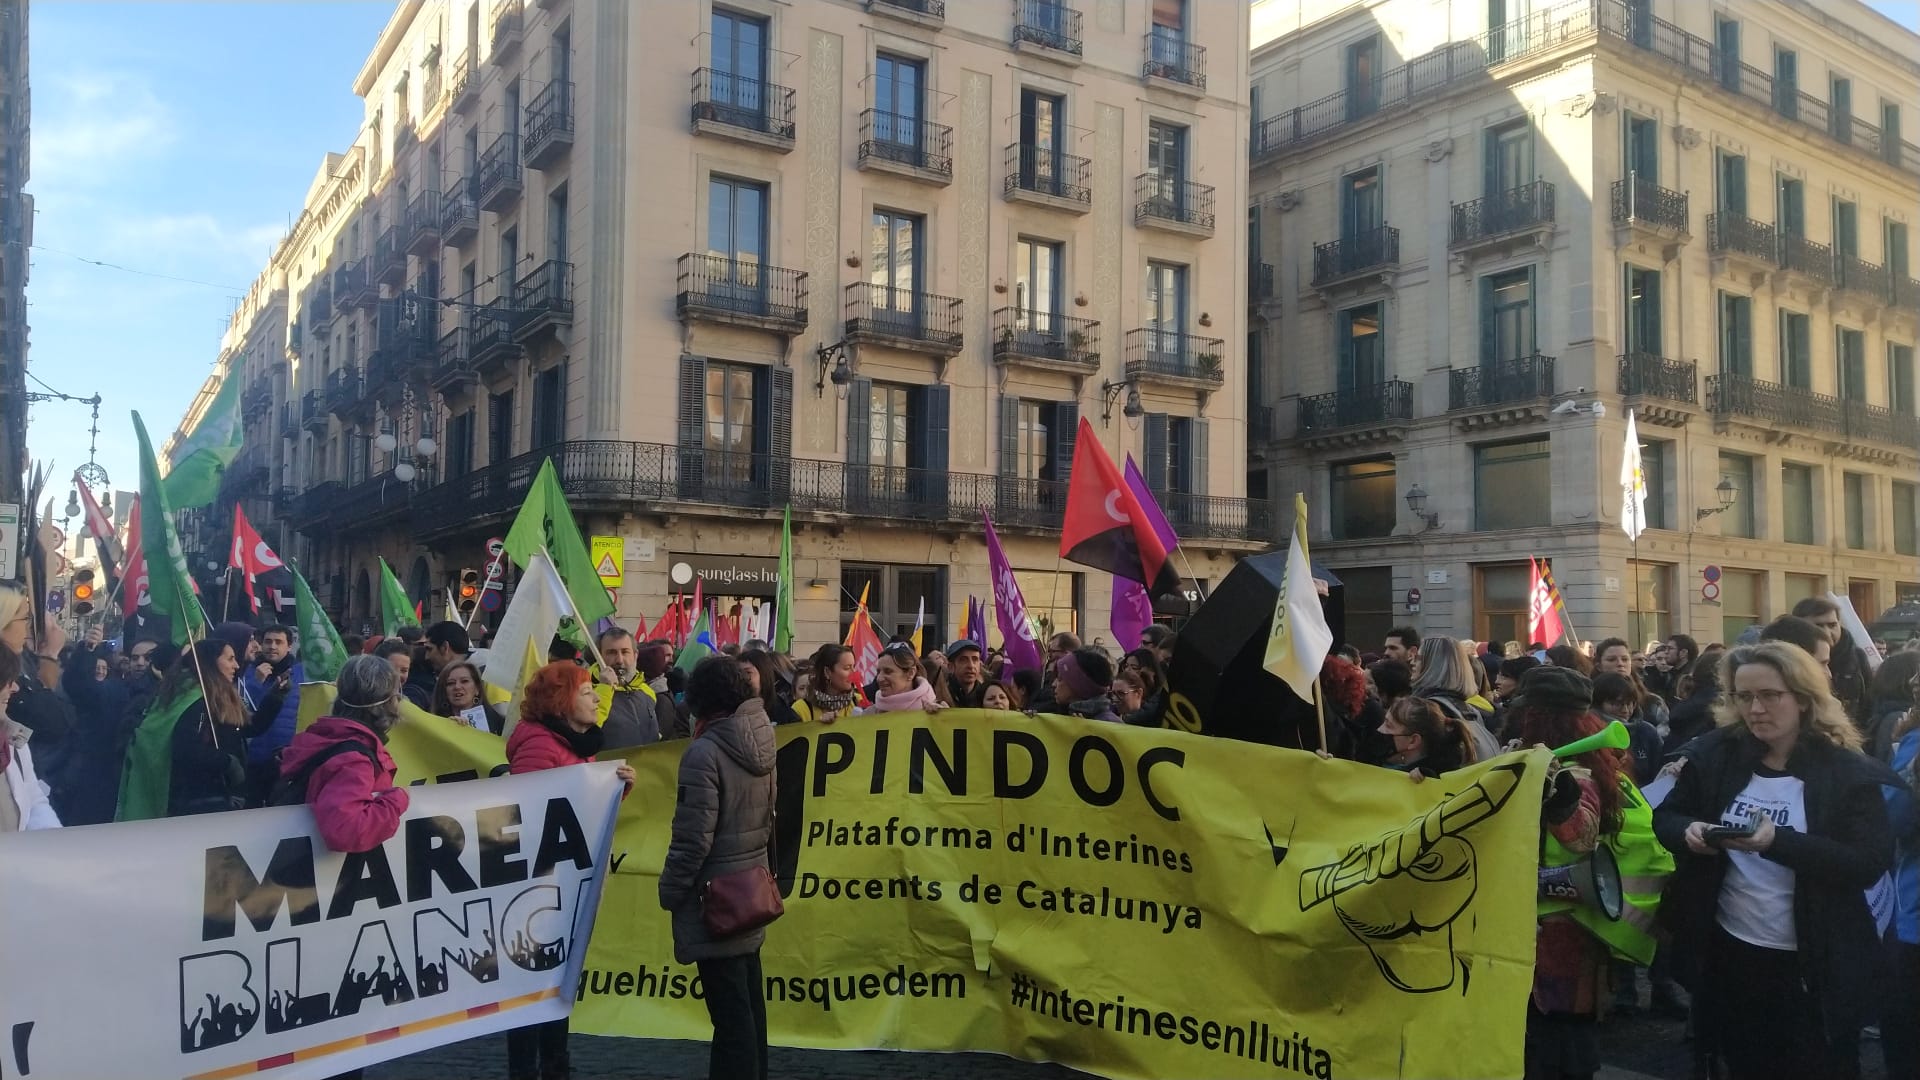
18 1 1920 512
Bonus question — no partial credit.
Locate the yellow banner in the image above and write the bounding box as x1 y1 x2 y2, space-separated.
296 683 508 783
303 694 1548 1079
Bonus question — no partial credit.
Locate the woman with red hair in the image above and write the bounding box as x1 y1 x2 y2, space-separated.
503 661 633 1080
1319 655 1389 763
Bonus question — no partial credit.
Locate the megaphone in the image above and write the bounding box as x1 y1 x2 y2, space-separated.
1551 719 1630 759
1538 842 1624 921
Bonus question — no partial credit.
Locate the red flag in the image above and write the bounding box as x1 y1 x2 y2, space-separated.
229 505 285 615
73 473 123 575
1058 417 1179 595
1529 557 1566 647
843 583 883 688
633 610 650 641
121 497 148 617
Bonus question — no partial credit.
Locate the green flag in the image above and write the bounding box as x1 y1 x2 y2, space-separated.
378 556 417 636
133 411 206 646
774 504 794 654
292 561 347 682
674 605 713 673
116 684 202 821
503 457 615 627
161 374 244 509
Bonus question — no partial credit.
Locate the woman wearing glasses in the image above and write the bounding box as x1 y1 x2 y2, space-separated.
1654 643 1896 1079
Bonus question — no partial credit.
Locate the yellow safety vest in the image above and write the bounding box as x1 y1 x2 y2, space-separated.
1539 777 1673 966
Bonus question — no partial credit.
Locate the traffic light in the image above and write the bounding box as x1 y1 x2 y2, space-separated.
457 568 480 616
71 568 96 616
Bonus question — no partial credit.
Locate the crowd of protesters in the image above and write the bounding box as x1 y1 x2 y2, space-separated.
5 571 1920 1080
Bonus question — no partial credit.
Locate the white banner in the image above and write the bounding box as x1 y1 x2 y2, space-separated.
0 764 625 1080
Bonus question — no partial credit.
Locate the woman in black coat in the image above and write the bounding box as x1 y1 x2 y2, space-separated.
1661 650 1724 757
165 640 282 815
1653 643 1895 1079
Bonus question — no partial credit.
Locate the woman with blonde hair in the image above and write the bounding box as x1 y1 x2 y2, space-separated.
1410 635 1500 761
1654 643 1896 1078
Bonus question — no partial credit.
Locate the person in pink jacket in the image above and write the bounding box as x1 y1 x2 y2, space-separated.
277 655 410 855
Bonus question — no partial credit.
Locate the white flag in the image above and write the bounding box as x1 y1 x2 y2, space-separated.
1620 408 1648 542
486 550 571 732
1263 494 1336 704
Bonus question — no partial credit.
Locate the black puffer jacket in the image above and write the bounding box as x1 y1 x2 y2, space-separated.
1653 725 1897 1044
659 699 778 962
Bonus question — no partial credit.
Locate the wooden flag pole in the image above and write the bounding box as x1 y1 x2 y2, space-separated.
537 546 608 673
1312 679 1330 754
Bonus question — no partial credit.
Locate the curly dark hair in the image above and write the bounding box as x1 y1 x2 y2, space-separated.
1320 654 1368 717
686 655 756 721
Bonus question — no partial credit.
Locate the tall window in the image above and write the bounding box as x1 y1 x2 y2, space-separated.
445 411 474 478
499 226 519 287
488 389 514 465
1338 303 1384 389
708 176 768 302
1144 260 1187 358
1627 562 1672 649
1843 472 1869 550
1345 35 1380 119
1339 567 1394 658
463 128 480 182
1889 220 1911 281
710 8 768 118
1481 267 1535 365
1146 121 1189 212
1149 0 1187 65
1014 237 1062 334
1895 481 1918 556
1624 265 1662 356
1890 344 1916 415
1340 166 1382 241
870 209 922 325
1780 310 1811 387
1485 122 1532 195
531 364 565 449
704 361 757 485
1474 438 1550 530
869 383 911 470
1001 397 1077 514
1833 198 1859 260
1720 569 1763 644
546 185 568 263
1719 452 1756 538
1782 463 1816 544
505 80 521 142
1772 47 1798 119
1838 328 1867 400
1475 563 1531 646
1640 438 1671 530
1829 76 1853 142
1885 102 1905 167
1777 175 1805 237
1143 414 1208 507
1715 151 1747 215
873 53 925 153
1714 17 1741 91
1624 113 1658 182
1718 292 1752 375
1019 88 1066 196
1331 458 1396 540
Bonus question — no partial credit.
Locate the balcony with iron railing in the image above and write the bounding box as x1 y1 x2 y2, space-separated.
324 368 364 416
1312 226 1400 288
289 481 346 531
690 68 797 150
490 0 523 58
300 389 328 432
510 259 573 341
1450 180 1556 251
432 324 476 391
1250 261 1275 303
1841 398 1920 450
1617 352 1698 406
477 132 522 213
334 259 374 308
450 50 479 111
242 378 273 423
1003 143 1092 210
1777 233 1835 287
1012 0 1083 58
866 0 944 24
1707 212 1777 266
1124 328 1225 388
365 299 437 390
1707 373 1842 437
1296 381 1415 438
1142 26 1205 90
373 223 408 285
1133 175 1215 235
1833 256 1890 306
1610 172 1689 236
857 109 953 183
992 308 1100 373
406 190 442 255
471 297 520 370
1449 355 1557 410
676 253 809 335
1893 275 1920 316
408 439 1274 544
524 79 574 169
440 177 479 246
844 283 964 355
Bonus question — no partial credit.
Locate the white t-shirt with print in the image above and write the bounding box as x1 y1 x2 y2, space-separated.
1714 768 1806 951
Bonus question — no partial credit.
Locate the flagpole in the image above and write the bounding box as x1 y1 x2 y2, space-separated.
537 545 608 672
1312 680 1329 754
222 567 234 623
837 585 892 640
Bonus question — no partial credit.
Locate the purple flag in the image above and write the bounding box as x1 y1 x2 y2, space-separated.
983 512 1045 673
1123 455 1180 553
966 595 987 647
1110 576 1155 653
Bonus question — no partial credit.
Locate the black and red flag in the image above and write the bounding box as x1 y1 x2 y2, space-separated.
229 505 289 616
1057 417 1180 596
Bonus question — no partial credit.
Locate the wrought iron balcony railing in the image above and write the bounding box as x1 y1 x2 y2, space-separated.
523 79 574 169
1841 398 1920 448
1777 233 1835 285
1894 276 1920 314
1133 175 1215 231
690 68 797 143
844 283 963 352
440 177 479 245
373 224 408 283
406 190 442 254
1124 328 1226 385
676 253 808 330
1707 212 1776 262
1250 261 1275 301
432 325 475 389
1004 143 1092 205
1012 0 1083 56
511 260 573 334
1617 352 1697 404
476 131 522 212
450 50 478 109
1312 225 1400 286
1833 256 1889 304
1610 172 1688 233
1707 373 1842 436
1143 26 1205 89
991 308 1100 369
1296 381 1415 434
857 109 953 178
1450 180 1556 247
490 0 523 54
1449 355 1557 409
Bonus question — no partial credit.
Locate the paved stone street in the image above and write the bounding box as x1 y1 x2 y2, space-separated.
365 1010 1894 1080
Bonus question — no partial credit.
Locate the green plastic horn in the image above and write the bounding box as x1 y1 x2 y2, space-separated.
1551 719 1630 758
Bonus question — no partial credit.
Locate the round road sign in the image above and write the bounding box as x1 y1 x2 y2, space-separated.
480 589 502 611
1701 581 1721 602
1702 565 1722 583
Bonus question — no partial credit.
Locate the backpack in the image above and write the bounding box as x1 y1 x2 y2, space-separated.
267 741 381 807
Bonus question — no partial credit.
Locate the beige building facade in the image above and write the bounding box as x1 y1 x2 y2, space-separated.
1250 0 1920 651
191 0 1265 648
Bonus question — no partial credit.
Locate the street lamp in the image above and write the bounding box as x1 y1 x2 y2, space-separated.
1404 484 1441 531
1695 476 1739 520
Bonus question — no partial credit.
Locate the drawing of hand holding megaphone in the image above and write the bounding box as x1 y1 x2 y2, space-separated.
1299 762 1526 993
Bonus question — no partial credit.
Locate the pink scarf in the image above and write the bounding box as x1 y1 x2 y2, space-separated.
867 677 938 713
